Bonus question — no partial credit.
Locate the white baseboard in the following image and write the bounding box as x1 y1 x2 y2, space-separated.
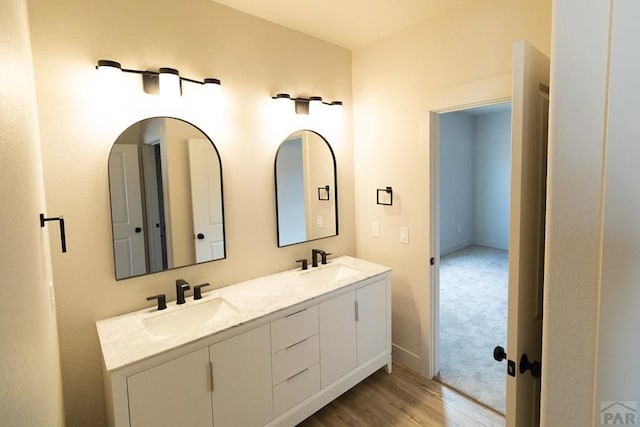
440 239 472 256
391 343 421 373
472 238 508 250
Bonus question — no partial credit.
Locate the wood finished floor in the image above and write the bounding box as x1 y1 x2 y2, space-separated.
298 363 505 427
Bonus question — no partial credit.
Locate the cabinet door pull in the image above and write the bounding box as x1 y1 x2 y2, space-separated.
285 338 308 351
285 308 307 318
355 300 359 322
209 361 215 392
286 368 309 382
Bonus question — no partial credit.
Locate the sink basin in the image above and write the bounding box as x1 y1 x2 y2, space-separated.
143 298 239 339
302 264 360 284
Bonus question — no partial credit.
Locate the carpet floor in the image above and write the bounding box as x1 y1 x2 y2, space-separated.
438 245 508 414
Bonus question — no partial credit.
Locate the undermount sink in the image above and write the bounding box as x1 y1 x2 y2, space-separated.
142 297 239 339
302 263 360 284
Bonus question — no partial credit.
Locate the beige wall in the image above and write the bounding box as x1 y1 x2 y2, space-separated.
26 0 353 424
0 0 65 425
352 0 551 372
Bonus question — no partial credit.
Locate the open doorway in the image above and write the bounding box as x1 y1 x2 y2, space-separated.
436 102 511 413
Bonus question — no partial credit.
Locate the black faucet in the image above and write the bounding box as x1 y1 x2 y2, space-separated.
296 259 308 270
176 279 190 305
193 283 210 300
146 294 167 311
311 249 331 267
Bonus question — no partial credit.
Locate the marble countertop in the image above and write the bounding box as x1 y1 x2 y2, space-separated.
96 256 390 372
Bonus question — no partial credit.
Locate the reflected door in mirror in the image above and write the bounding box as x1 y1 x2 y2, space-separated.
108 118 226 280
109 144 146 278
188 139 224 262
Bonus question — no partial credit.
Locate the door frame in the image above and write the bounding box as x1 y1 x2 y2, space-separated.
419 74 512 379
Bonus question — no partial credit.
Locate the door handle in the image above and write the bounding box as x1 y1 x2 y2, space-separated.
493 346 507 362
197 233 205 240
519 353 541 378
135 227 142 233
494 345 517 377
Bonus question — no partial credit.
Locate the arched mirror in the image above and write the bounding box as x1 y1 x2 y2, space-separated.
108 117 225 280
275 130 337 247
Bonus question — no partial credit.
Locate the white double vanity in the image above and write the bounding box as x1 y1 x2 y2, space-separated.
97 256 391 427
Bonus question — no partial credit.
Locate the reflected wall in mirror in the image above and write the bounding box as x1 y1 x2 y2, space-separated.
108 117 225 280
275 130 337 247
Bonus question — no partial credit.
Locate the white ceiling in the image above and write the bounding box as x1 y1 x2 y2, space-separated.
213 0 465 50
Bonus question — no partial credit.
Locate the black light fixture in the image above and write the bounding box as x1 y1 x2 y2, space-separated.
271 93 343 115
96 59 221 97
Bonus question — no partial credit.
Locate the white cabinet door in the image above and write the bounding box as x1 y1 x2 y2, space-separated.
356 278 388 365
210 324 273 427
127 348 213 427
319 290 357 387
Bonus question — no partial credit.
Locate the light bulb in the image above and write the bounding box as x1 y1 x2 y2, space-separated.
159 67 181 98
274 93 293 117
309 96 324 116
96 60 123 97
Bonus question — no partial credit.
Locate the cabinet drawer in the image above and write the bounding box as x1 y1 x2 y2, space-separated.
273 363 320 417
271 305 319 353
272 334 319 385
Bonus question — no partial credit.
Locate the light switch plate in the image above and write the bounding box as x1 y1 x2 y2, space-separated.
372 222 380 237
316 215 323 228
400 227 409 244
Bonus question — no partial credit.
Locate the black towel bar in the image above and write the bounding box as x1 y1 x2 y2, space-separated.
40 213 67 253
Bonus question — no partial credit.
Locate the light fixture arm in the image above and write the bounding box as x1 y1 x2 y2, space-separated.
271 93 343 115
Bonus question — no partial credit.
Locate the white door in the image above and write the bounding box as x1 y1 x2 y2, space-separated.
188 138 224 262
108 144 146 279
505 40 549 427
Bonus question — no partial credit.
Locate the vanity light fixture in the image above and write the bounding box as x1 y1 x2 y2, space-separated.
271 93 343 115
96 59 221 97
